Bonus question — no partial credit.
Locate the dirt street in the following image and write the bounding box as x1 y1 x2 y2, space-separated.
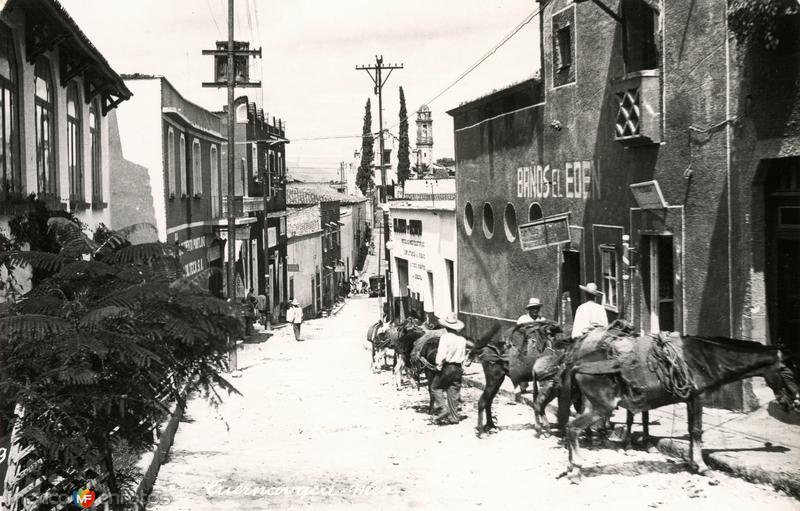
149 297 799 511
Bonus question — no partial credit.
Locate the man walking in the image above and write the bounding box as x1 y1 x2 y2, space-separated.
571 282 608 339
287 299 304 342
432 312 468 425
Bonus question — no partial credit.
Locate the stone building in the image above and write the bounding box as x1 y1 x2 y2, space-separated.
448 0 800 409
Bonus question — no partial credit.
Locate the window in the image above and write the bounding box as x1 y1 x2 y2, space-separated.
622 0 659 73
600 245 619 310
504 203 517 242
482 203 495 239
529 202 543 221
89 101 102 204
167 129 176 198
393 218 407 233
67 83 83 203
179 134 187 197
382 149 391 166
251 143 258 177
34 58 56 196
0 23 19 198
210 145 220 217
277 152 283 177
464 202 474 235
192 139 202 196
289 277 294 300
409 220 422 236
552 6 576 87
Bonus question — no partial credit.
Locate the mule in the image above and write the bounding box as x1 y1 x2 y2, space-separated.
470 321 565 436
366 319 393 373
558 329 800 481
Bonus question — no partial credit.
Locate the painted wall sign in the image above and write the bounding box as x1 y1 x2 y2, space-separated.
183 258 205 276
517 160 601 200
630 180 667 209
519 213 571 251
287 263 300 272
179 235 208 252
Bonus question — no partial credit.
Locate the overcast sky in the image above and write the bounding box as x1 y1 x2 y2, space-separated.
59 0 541 181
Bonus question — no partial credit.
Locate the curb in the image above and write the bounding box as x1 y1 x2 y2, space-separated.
461 375 799 498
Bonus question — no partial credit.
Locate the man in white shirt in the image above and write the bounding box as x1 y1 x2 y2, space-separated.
286 299 304 342
432 312 468 425
571 282 608 339
516 297 545 325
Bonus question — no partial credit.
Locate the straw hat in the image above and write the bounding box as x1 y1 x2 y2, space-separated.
578 282 602 296
439 312 465 331
291 298 300 306
525 297 542 309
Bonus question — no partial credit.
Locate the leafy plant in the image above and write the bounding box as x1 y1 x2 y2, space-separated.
728 0 799 50
356 98 375 195
0 205 241 509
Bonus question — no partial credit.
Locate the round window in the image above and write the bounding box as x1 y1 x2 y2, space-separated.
504 203 517 242
483 202 495 239
464 202 474 234
529 202 543 222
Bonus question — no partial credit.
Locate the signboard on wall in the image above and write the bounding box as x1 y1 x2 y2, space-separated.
287 263 300 272
518 213 571 251
0 432 10 489
630 180 667 210
219 225 252 241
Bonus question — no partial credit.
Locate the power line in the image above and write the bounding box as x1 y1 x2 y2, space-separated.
205 0 222 37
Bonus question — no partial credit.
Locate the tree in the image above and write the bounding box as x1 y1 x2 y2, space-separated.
397 87 411 186
356 98 374 195
435 157 455 168
0 203 241 509
728 0 799 50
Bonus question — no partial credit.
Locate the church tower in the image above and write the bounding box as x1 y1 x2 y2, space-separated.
415 105 433 170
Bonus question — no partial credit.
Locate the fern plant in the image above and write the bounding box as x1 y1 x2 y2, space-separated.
0 203 242 509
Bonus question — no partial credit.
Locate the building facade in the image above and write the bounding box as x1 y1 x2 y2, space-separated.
110 75 228 295
221 96 288 320
0 0 131 300
286 204 322 318
387 178 456 323
449 0 800 409
320 200 341 310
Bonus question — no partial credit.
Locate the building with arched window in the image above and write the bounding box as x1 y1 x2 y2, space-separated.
0 0 131 299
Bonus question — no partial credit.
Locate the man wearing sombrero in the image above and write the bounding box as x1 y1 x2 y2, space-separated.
432 312 468 425
516 297 545 325
571 282 608 339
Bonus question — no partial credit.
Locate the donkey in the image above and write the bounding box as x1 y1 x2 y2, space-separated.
471 321 565 436
558 330 800 481
366 318 393 373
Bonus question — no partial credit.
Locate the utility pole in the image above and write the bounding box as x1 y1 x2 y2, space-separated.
356 55 402 321
203 0 260 371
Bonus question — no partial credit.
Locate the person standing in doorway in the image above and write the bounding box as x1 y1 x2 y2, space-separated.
571 282 608 339
432 312 468 425
287 299 304 341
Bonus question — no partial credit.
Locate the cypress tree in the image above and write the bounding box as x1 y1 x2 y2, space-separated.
397 87 410 186
356 99 374 195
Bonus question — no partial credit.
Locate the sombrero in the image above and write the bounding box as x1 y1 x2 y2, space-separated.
291 298 300 306
525 297 542 309
439 312 465 331
578 282 602 296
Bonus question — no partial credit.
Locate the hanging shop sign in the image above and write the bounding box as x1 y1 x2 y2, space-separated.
518 213 571 251
219 225 252 241
630 180 667 210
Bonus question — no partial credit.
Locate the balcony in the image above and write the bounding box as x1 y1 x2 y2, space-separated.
612 71 661 146
221 196 244 216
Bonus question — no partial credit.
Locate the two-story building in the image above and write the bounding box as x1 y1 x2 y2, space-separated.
286 203 322 317
110 75 228 295
449 0 800 410
0 0 131 301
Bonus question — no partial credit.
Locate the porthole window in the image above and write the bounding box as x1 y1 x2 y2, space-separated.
529 202 543 221
504 203 517 241
464 202 474 235
483 202 495 239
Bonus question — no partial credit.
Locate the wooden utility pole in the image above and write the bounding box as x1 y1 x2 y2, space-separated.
203 0 260 370
356 56 402 320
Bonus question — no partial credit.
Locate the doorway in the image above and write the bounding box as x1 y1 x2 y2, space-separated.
641 235 675 333
765 158 800 358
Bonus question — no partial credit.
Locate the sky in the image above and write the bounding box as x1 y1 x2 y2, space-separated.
59 0 541 182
